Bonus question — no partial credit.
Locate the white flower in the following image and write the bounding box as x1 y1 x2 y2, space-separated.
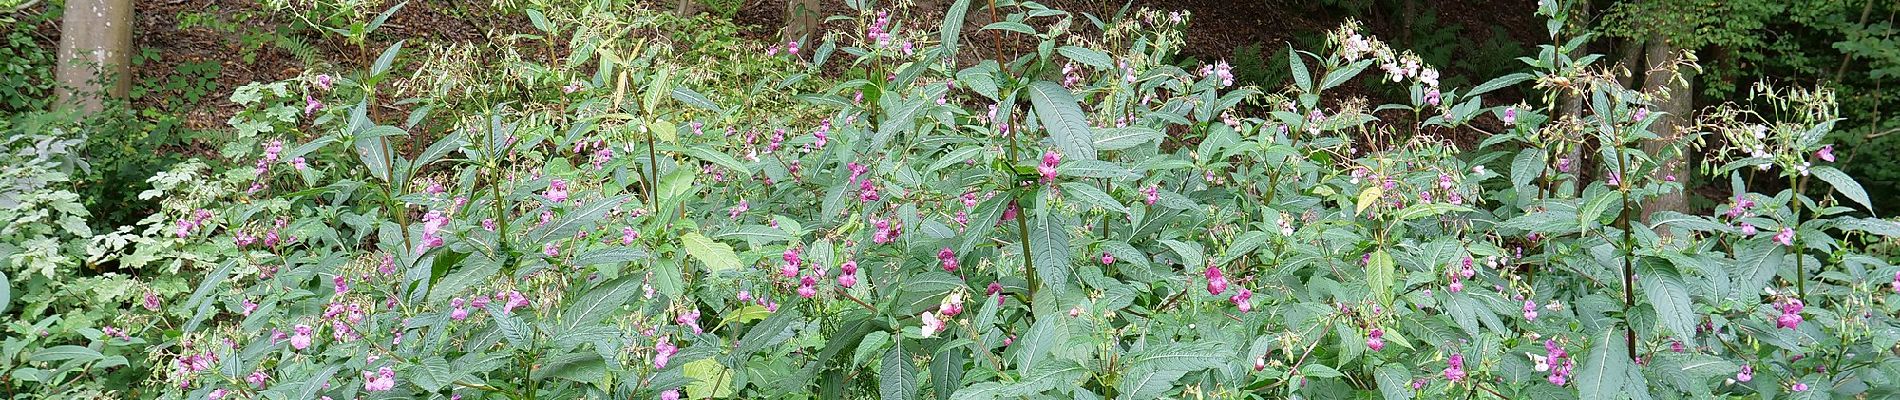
919 311 944 337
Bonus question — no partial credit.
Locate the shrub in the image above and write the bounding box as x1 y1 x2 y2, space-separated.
7 1 1899 399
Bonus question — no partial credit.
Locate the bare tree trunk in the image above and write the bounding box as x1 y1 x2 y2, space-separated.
1640 34 1695 223
1559 0 1591 197
673 0 700 17
783 0 821 47
54 0 133 113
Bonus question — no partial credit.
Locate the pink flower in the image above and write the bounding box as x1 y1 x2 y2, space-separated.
1774 228 1796 246
1204 266 1228 295
937 247 959 272
1776 299 1804 330
676 310 702 334
334 275 350 295
1254 356 1267 371
1501 107 1517 126
622 227 639 245
1817 145 1835 162
1366 328 1386 351
545 179 569 203
1736 365 1753 382
1444 354 1467 382
797 276 818 298
660 389 681 400
1141 185 1159 206
449 298 469 321
315 74 333 90
208 389 228 400
503 290 529 314
1792 383 1810 392
362 367 396 391
1230 288 1253 312
654 336 678 368
290 324 313 350
1448 279 1464 293
938 292 964 317
247 370 270 388
543 242 559 257
837 273 858 288
1101 252 1115 265
1523 300 1539 321
1740 222 1758 236
304 95 323 115
1891 271 1899 294
1038 150 1062 183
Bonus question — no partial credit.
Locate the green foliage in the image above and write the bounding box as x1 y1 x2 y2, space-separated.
6 2 1900 400
0 6 58 113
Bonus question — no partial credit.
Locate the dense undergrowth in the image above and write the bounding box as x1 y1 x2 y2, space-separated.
4 1 1900 399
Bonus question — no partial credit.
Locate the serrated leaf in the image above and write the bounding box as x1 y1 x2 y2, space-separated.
1577 331 1633 400
1470 73 1533 97
1057 46 1114 70
1641 273 1696 340
527 195 629 245
1356 185 1384 216
1368 249 1396 304
1059 182 1128 215
681 232 743 272
1288 46 1312 92
1026 81 1097 161
881 341 920 400
1811 166 1873 211
1092 127 1162 150
560 275 642 330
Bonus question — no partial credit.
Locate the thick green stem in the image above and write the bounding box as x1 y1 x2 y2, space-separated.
1616 141 1637 360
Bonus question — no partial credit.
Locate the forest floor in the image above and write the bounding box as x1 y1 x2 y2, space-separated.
98 0 1541 131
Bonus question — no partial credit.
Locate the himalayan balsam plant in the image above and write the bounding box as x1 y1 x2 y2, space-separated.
21 1 1894 400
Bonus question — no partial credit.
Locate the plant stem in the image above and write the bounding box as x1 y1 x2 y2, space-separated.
1616 138 1637 360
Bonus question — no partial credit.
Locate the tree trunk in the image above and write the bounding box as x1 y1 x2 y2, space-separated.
673 0 700 17
1639 34 1694 223
1559 0 1591 197
783 0 821 47
54 0 133 113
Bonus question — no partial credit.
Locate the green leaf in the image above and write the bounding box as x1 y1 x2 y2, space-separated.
981 21 1036 35
1319 59 1372 90
28 345 103 363
532 353 607 383
1059 182 1128 215
681 232 743 272
940 0 971 56
1117 366 1187 399
1375 364 1414 400
1159 239 1205 270
1811 166 1873 211
0 270 9 314
1368 249 1396 304
1641 273 1696 340
1093 127 1162 150
1288 45 1312 92
1026 81 1097 161
1030 215 1074 294
931 346 966 400
529 197 624 246
525 9 552 32
1394 203 1472 221
1300 363 1345 378
560 275 642 330
371 40 405 77
1057 46 1114 70
670 87 724 114
1218 231 1270 265
1056 160 1138 180
1500 210 1582 235
1511 148 1546 190
1355 185 1384 216
1577 331 1633 400
1470 73 1533 97
683 359 736 398
881 340 920 400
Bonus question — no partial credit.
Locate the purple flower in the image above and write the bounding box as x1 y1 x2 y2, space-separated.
1141 185 1160 206
503 290 529 314
1100 252 1116 265
660 389 681 400
1633 107 1649 122
1736 365 1753 382
1792 383 1810 392
1776 298 1805 330
1523 300 1539 321
1502 107 1518 126
315 74 333 90
837 272 858 288
1740 222 1758 236
1817 145 1835 162
1366 328 1386 351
